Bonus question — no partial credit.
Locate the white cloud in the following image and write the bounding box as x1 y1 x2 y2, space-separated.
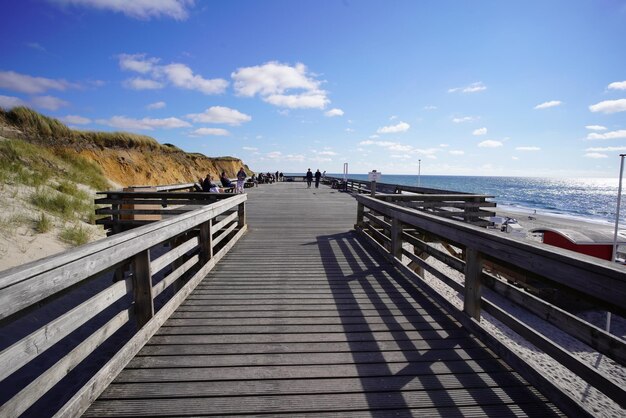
452 116 476 123
314 150 337 156
534 100 562 110
439 144 449 148
586 130 626 140
376 121 410 134
186 106 251 125
123 77 164 90
585 152 608 159
118 54 228 95
32 95 69 110
448 82 486 93
0 70 77 94
61 115 91 125
608 81 626 90
449 150 465 155
324 108 344 117
147 101 166 110
0 95 27 108
359 139 439 157
512 156 519 160
189 127 230 136
478 140 503 148
96 115 191 130
589 99 626 114
472 127 487 136
264 151 305 162
423 105 437 110
231 61 329 109
119 53 160 73
345 128 355 133
242 146 258 151
586 146 626 152
264 92 329 109
585 125 607 131
515 146 541 151
51 0 194 20
163 63 228 95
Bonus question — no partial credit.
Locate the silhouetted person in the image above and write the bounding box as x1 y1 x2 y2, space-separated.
314 169 322 188
305 168 313 188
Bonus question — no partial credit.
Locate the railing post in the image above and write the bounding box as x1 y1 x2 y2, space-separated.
356 202 364 228
199 220 213 264
238 201 246 228
463 247 483 320
132 249 154 329
391 217 403 261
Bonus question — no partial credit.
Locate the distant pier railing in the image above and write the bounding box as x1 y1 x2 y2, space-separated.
312 176 496 227
0 192 247 417
354 193 626 413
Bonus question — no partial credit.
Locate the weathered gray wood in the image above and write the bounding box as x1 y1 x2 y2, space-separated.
358 191 624 415
464 247 483 320
212 210 237 233
198 220 212 264
81 183 564 417
390 217 403 260
152 255 199 298
98 371 527 398
238 201 246 227
54 226 246 418
401 246 462 292
0 278 130 382
0 309 130 418
356 194 626 316
212 221 238 248
132 250 154 329
481 299 626 408
0 194 246 321
389 257 592 418
150 234 198 274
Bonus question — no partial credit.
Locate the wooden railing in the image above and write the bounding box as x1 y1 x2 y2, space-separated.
354 194 626 416
0 194 247 417
322 176 495 227
95 190 233 235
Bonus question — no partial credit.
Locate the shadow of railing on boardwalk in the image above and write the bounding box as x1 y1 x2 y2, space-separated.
315 231 555 416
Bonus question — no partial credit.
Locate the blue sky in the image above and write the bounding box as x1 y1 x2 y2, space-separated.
1 0 626 177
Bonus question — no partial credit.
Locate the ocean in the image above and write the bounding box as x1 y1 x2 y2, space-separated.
324 174 624 225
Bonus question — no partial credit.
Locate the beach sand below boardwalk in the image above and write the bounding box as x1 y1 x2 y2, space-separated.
494 205 620 241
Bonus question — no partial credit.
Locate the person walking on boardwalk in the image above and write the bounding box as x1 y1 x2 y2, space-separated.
314 169 322 188
236 167 247 193
305 168 313 188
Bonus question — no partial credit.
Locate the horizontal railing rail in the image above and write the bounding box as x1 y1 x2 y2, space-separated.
95 190 235 235
0 193 247 417
354 194 626 415
324 176 496 227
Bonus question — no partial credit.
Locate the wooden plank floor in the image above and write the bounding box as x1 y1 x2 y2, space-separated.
86 182 563 417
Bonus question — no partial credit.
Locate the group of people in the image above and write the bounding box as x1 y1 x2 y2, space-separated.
305 168 325 189
199 167 248 194
255 171 283 184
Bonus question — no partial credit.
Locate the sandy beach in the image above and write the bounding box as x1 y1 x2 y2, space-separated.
495 205 620 239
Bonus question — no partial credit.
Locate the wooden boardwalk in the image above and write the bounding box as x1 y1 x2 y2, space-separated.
85 182 562 417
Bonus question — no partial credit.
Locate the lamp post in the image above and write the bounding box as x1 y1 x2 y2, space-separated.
608 153 626 332
418 159 421 187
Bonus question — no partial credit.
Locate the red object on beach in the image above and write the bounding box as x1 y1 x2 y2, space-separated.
531 227 624 261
